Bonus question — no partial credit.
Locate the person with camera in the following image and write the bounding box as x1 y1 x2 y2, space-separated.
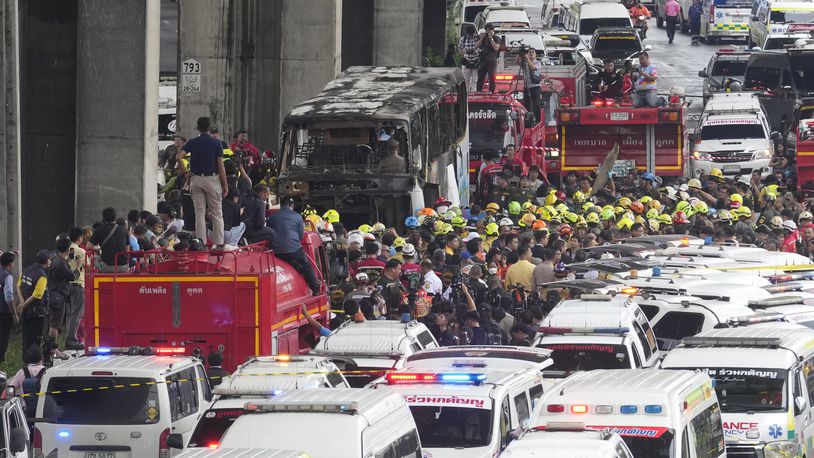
518 48 544 123
65 227 86 350
475 24 502 93
229 128 261 179
593 59 625 100
45 238 74 361
631 52 659 108
458 25 481 92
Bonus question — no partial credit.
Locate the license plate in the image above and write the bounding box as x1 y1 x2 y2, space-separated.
723 164 740 173
85 453 115 458
732 16 745 22
610 112 630 121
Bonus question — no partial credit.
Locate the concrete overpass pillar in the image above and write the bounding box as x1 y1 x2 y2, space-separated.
1 0 22 255
373 0 423 66
75 0 160 225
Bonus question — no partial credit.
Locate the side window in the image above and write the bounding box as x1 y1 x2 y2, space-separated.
630 341 643 368
500 396 512 448
326 370 348 388
638 304 659 321
529 384 544 403
196 365 212 402
632 321 653 360
374 444 397 458
416 331 436 349
514 392 531 425
394 430 421 458
166 368 200 421
802 357 814 402
690 404 726 458
652 311 705 343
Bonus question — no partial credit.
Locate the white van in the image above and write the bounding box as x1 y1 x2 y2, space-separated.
35 349 211 458
184 355 349 450
698 0 752 42
531 369 726 457
532 294 660 376
691 92 775 179
662 326 814 457
460 0 516 28
219 389 422 458
313 320 438 387
749 0 814 49
574 1 633 40
502 423 635 458
175 449 308 458
371 349 550 457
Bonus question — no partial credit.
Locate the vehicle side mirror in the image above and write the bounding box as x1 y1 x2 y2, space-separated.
167 433 185 450
698 70 708 78
524 112 536 128
5 386 15 398
795 396 808 416
9 428 27 454
644 44 652 51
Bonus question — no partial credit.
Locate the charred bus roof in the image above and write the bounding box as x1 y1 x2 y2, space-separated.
283 66 465 126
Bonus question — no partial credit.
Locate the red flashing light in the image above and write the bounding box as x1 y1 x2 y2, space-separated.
386 373 436 384
91 371 114 376
547 404 566 413
571 404 589 414
155 347 185 355
561 96 572 106
208 443 219 449
592 99 604 107
495 74 515 81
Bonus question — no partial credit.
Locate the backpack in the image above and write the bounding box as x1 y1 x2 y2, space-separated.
22 366 45 414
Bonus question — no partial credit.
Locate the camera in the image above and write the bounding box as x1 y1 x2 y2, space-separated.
511 40 531 56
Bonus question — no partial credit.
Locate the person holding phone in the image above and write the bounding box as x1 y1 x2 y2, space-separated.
475 24 501 93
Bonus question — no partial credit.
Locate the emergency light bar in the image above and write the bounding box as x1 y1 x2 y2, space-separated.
580 294 613 301
213 387 285 397
495 74 515 81
748 296 806 308
88 346 185 356
539 326 630 335
726 312 786 327
771 273 814 283
244 401 359 414
545 403 664 415
681 336 783 348
312 349 403 359
385 372 488 385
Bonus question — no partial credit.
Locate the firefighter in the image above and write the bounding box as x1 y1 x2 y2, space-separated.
16 250 51 362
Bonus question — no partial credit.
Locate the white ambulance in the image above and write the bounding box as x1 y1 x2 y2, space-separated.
662 326 814 457
370 347 552 457
531 369 726 457
501 423 635 458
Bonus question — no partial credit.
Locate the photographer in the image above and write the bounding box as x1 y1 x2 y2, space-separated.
593 59 625 99
458 25 481 92
475 24 502 93
517 47 544 123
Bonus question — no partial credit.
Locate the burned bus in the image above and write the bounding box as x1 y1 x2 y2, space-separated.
276 66 469 227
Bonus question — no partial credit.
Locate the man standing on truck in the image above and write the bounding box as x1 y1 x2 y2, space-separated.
45 238 74 361
177 116 227 248
476 24 502 93
664 0 681 44
267 197 321 295
458 25 481 92
632 52 659 108
593 59 625 99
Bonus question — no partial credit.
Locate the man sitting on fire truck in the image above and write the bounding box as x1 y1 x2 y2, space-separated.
593 59 625 100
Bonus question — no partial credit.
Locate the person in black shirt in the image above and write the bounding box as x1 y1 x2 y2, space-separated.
177 116 228 247
206 352 230 387
476 24 502 93
221 190 246 246
46 238 74 360
593 59 625 99
89 207 129 273
241 184 275 246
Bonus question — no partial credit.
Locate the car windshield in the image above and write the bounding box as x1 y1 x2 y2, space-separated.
344 367 390 388
770 9 814 23
188 408 244 448
764 37 800 50
695 368 787 412
744 66 780 91
43 377 159 425
790 53 814 92
464 5 487 22
711 60 748 76
700 123 765 140
287 125 410 174
592 34 642 58
410 406 492 448
580 18 631 35
469 103 516 154
537 343 631 377
714 0 751 6
623 431 676 458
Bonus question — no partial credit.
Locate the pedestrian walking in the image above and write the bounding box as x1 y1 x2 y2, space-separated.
267 197 321 295
17 250 51 362
0 251 17 363
66 227 86 350
664 0 681 43
177 116 228 247
688 0 703 45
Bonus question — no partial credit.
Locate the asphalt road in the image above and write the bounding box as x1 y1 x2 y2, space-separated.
523 0 749 130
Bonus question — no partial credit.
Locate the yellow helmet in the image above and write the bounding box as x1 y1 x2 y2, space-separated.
614 206 626 215
508 201 522 215
616 217 634 230
600 208 616 221
693 201 708 215
718 209 733 222
657 213 673 225
735 206 752 218
393 237 406 249
522 201 535 212
448 206 463 216
485 202 500 214
618 197 632 208
577 216 587 227
302 205 318 217
646 208 660 219
371 222 386 234
545 191 558 206
640 196 652 205
602 205 614 213
648 219 660 232
687 178 702 189
582 202 595 213
634 215 646 225
485 222 499 236
323 209 340 223
537 206 553 221
572 191 586 204
305 214 322 232
556 203 569 214
730 193 743 208
433 220 446 235
519 213 537 228
442 211 456 222
451 215 466 228
563 212 579 224
358 224 372 234
440 223 453 234
709 168 724 180
586 212 600 224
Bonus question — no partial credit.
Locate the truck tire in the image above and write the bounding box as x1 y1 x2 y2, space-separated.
656 6 663 27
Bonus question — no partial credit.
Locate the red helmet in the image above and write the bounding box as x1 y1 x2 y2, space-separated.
673 211 689 224
558 224 573 235
434 197 452 208
555 190 567 202
630 201 645 215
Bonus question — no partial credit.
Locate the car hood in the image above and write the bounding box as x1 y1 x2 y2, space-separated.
696 138 770 152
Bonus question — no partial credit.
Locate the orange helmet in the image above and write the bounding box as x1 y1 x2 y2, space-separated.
417 208 437 217
559 224 573 235
630 201 645 215
532 220 548 231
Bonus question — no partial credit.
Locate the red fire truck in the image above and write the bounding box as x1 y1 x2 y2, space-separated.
554 97 688 178
83 236 330 371
796 98 814 188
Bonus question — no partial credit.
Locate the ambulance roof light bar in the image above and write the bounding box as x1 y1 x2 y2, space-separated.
385 372 488 385
725 312 786 327
244 401 360 414
748 296 806 309
539 326 630 335
88 346 186 356
681 336 783 348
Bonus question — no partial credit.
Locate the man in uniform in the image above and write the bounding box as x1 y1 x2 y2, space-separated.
17 250 51 361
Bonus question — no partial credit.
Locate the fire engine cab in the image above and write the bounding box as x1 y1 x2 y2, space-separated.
555 93 688 178
83 237 330 371
795 97 814 190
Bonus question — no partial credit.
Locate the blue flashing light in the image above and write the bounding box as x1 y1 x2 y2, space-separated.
620 405 638 414
592 327 630 334
58 430 71 438
440 373 487 383
95 347 111 354
645 405 663 414
271 389 284 396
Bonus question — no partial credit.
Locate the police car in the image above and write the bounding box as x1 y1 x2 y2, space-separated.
183 355 349 450
370 346 553 457
662 327 814 457
313 319 438 387
0 374 29 458
532 294 659 376
501 423 634 457
532 369 725 457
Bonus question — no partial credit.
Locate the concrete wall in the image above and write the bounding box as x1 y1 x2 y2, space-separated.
0 0 22 254
75 0 160 225
373 0 423 66
342 0 374 69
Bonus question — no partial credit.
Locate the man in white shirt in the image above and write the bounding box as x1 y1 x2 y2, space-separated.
420 258 443 297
